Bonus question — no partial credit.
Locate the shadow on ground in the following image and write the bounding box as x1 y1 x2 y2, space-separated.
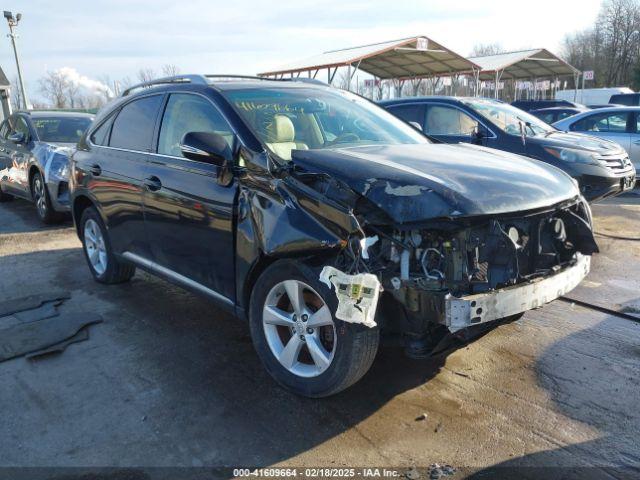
0 198 72 235
469 310 640 479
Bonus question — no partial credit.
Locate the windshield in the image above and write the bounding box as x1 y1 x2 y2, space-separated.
33 116 92 143
465 99 555 137
223 87 428 161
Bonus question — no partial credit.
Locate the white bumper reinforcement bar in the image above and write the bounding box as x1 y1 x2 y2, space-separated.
445 254 591 332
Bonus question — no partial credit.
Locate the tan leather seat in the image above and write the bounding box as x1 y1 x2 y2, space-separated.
265 114 308 161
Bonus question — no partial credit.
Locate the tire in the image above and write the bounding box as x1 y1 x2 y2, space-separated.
80 206 136 284
249 260 379 398
31 171 62 224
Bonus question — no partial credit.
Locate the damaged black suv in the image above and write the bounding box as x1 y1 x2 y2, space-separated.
70 75 598 397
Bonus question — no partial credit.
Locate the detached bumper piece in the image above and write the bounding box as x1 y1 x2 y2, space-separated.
445 254 590 332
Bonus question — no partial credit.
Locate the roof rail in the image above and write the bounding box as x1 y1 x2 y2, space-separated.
204 74 271 81
205 75 328 86
121 75 209 97
121 74 331 97
279 77 328 86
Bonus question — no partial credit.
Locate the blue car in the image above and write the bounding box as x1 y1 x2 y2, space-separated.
380 96 635 202
0 111 93 223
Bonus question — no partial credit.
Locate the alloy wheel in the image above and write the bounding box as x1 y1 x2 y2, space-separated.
83 218 108 275
33 176 47 218
262 279 336 378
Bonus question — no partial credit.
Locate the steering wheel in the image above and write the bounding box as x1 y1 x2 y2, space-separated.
329 133 360 145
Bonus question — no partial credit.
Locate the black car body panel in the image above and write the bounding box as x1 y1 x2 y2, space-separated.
380 96 636 202
291 143 578 222
70 78 599 352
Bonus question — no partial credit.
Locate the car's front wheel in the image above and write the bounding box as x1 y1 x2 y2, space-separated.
249 260 379 397
31 171 62 224
80 206 136 284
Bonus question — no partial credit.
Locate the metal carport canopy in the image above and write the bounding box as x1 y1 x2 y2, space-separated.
469 48 579 80
258 36 481 79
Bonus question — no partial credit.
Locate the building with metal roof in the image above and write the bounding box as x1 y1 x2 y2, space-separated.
259 36 481 91
469 48 579 80
468 48 580 100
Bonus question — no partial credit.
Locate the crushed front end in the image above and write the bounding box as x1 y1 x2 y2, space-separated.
279 144 599 357
328 196 597 346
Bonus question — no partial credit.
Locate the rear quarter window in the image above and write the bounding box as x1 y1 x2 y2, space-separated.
109 95 164 151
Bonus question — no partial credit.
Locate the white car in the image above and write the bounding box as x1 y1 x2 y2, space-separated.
553 106 640 171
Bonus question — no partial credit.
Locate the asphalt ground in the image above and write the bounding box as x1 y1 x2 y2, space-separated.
0 194 638 479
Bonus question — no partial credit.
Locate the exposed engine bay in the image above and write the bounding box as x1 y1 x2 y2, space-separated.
333 200 597 295
287 158 599 346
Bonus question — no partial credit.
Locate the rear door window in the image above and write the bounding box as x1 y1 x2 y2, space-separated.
424 105 478 135
157 93 234 158
572 112 631 132
109 95 164 151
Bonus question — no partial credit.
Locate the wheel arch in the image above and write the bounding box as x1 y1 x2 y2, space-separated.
28 164 42 198
241 252 337 321
241 254 278 320
72 194 103 237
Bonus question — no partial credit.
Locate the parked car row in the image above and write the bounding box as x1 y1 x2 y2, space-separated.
0 76 628 396
515 92 640 172
380 96 636 201
0 111 93 223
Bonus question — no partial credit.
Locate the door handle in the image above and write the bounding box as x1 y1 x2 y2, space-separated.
143 176 162 191
89 164 102 176
633 140 640 145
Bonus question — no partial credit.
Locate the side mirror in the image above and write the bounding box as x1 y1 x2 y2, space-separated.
408 121 423 132
8 132 26 144
180 131 234 167
471 125 485 144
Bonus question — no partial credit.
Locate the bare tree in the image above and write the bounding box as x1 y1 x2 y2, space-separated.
470 43 506 57
563 0 640 88
39 70 70 108
334 69 351 90
65 81 81 109
10 76 23 110
137 68 156 83
161 64 180 77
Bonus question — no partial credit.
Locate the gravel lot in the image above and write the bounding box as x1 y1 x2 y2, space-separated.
0 195 639 477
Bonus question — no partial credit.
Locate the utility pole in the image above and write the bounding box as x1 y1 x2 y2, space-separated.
4 11 28 110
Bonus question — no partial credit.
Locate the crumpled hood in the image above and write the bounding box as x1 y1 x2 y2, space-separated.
529 131 625 153
291 143 579 224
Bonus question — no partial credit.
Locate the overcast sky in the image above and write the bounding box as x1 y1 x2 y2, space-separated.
0 0 603 101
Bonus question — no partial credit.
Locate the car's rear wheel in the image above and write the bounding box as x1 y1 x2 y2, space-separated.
249 260 379 397
80 206 135 284
31 171 62 224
